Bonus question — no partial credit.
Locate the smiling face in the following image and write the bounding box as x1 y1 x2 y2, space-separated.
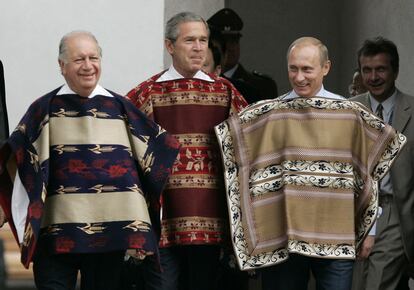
287 44 330 97
165 21 209 78
59 34 101 97
359 53 397 102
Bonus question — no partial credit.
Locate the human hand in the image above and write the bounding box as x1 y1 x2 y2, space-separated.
357 235 375 260
125 249 154 261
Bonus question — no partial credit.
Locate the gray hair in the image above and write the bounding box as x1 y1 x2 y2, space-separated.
287 37 329 66
165 12 209 43
58 30 102 63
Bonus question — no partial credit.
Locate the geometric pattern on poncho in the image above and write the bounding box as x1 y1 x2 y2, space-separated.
215 96 406 270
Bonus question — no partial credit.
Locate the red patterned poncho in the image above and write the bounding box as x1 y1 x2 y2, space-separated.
127 72 247 247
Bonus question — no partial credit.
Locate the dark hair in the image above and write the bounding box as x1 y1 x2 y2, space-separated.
357 36 399 73
209 42 222 67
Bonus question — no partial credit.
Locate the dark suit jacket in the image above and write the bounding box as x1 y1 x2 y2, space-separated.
0 61 9 144
231 63 278 102
351 90 414 265
223 76 260 105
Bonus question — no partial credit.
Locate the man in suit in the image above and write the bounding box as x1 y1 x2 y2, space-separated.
351 36 414 290
207 8 278 103
0 61 9 144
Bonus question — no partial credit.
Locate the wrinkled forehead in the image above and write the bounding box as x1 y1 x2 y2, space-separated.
66 35 99 50
288 44 321 63
177 21 208 37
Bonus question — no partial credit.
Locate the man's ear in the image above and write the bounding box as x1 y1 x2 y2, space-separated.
323 60 331 76
58 59 65 75
214 65 222 76
165 39 174 55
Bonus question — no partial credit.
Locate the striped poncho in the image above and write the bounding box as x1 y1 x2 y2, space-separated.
214 96 406 270
0 87 180 267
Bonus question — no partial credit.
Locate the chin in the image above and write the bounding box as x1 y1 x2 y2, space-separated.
81 80 97 86
191 61 202 68
371 90 384 97
296 89 310 96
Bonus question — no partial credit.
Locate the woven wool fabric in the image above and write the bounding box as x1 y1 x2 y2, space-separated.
214 96 406 270
0 88 180 267
127 72 247 247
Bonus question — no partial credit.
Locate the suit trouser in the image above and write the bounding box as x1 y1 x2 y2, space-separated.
352 196 409 290
33 243 124 290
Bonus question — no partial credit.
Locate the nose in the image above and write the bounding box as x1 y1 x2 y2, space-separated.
295 70 305 82
82 58 93 70
369 70 379 82
193 40 202 51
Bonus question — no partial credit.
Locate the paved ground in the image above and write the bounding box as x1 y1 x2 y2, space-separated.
6 280 35 290
6 279 82 290
4 278 414 289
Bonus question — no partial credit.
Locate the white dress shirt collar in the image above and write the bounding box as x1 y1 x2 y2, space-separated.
57 84 114 98
283 85 344 100
369 89 397 123
156 65 214 83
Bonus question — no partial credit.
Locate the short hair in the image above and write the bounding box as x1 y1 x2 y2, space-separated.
58 30 102 63
165 12 209 43
287 37 329 66
357 36 399 73
209 43 222 68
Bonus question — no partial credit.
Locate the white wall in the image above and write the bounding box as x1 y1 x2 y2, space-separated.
0 0 164 130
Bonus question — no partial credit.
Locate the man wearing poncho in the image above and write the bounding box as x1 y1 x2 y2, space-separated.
0 31 179 290
215 37 405 290
127 12 247 290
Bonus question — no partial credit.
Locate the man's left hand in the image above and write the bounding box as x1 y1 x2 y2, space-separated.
357 235 375 260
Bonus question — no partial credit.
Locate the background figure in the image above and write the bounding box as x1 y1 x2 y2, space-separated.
348 69 367 97
207 8 278 103
126 12 247 290
351 36 414 290
0 61 9 144
0 59 8 290
203 42 252 290
202 43 222 76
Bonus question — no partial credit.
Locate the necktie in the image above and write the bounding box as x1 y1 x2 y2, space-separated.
375 103 384 120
